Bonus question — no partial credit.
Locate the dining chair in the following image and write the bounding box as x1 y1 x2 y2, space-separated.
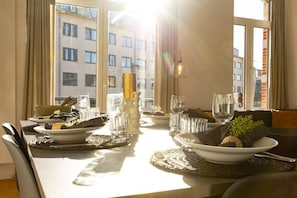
2 123 30 162
222 171 297 198
2 134 40 198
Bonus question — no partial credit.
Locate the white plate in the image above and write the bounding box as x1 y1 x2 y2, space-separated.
144 114 170 125
29 117 64 124
33 126 99 143
174 133 278 164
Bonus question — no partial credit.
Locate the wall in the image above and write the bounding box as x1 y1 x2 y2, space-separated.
285 0 297 108
0 0 26 178
177 0 234 110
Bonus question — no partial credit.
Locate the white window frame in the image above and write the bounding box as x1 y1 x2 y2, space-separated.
234 17 271 109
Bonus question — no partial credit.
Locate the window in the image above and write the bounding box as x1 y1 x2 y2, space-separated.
85 74 96 87
63 48 77 61
137 58 146 67
85 28 97 41
233 0 271 109
109 54 116 66
85 51 97 64
84 8 97 19
109 33 116 45
137 78 146 89
108 76 116 88
63 23 77 37
121 56 132 68
54 1 157 110
121 36 132 48
136 40 146 50
63 72 77 86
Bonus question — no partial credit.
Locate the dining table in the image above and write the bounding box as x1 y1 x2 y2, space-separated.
20 119 241 198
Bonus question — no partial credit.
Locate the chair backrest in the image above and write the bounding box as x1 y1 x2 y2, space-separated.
2 134 40 198
222 171 297 198
2 123 30 162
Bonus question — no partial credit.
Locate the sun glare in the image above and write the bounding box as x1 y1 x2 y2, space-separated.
110 0 169 29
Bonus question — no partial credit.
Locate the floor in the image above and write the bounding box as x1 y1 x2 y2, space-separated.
0 179 19 198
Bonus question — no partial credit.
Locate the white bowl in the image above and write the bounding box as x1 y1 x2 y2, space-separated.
34 126 99 143
174 133 278 164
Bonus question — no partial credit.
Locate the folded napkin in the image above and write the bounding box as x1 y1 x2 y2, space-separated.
197 123 269 147
45 116 106 129
184 108 216 123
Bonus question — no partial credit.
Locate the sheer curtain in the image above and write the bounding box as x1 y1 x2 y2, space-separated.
270 0 288 109
23 0 54 118
154 1 178 113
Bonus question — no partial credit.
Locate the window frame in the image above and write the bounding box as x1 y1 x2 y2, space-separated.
234 16 271 109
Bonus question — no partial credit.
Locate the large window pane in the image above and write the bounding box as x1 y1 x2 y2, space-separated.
234 0 270 21
234 0 270 110
107 10 156 110
55 4 98 107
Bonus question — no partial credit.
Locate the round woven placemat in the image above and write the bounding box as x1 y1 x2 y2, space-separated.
150 148 296 178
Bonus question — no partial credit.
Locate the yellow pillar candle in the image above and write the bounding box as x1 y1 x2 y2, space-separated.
123 73 136 99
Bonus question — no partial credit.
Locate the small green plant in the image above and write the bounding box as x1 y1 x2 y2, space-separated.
229 115 264 137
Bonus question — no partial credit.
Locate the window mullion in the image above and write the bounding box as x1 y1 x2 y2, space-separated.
244 24 254 109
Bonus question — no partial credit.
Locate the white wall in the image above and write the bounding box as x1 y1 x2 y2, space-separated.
286 0 297 108
0 0 26 176
177 0 234 110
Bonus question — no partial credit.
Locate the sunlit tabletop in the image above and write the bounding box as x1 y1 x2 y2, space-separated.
21 120 236 198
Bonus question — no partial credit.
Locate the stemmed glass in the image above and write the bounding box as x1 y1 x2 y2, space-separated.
212 93 235 124
170 95 185 113
169 95 185 136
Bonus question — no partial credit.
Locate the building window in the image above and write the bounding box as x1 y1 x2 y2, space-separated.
109 54 116 66
109 33 116 45
137 58 146 68
85 74 96 87
63 72 77 86
63 23 77 37
108 76 116 88
85 51 97 64
236 62 241 69
236 74 241 81
121 56 132 67
137 78 146 89
84 8 97 19
151 79 154 89
121 36 132 48
63 48 77 61
136 40 146 50
85 28 97 41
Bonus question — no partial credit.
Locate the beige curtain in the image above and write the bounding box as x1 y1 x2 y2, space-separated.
270 0 288 109
154 1 178 113
23 0 54 118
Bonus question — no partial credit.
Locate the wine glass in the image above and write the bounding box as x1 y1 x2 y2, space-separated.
212 93 235 124
170 95 185 113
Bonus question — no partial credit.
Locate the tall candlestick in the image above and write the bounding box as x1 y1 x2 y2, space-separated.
122 73 136 99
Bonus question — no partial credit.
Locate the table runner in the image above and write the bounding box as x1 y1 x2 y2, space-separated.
150 148 296 178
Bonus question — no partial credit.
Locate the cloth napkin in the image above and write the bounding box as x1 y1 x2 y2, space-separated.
184 108 216 123
197 123 269 147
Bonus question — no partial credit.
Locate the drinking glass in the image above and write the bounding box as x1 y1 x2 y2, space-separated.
170 95 185 113
77 95 90 120
212 93 235 124
107 94 122 117
110 113 129 141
